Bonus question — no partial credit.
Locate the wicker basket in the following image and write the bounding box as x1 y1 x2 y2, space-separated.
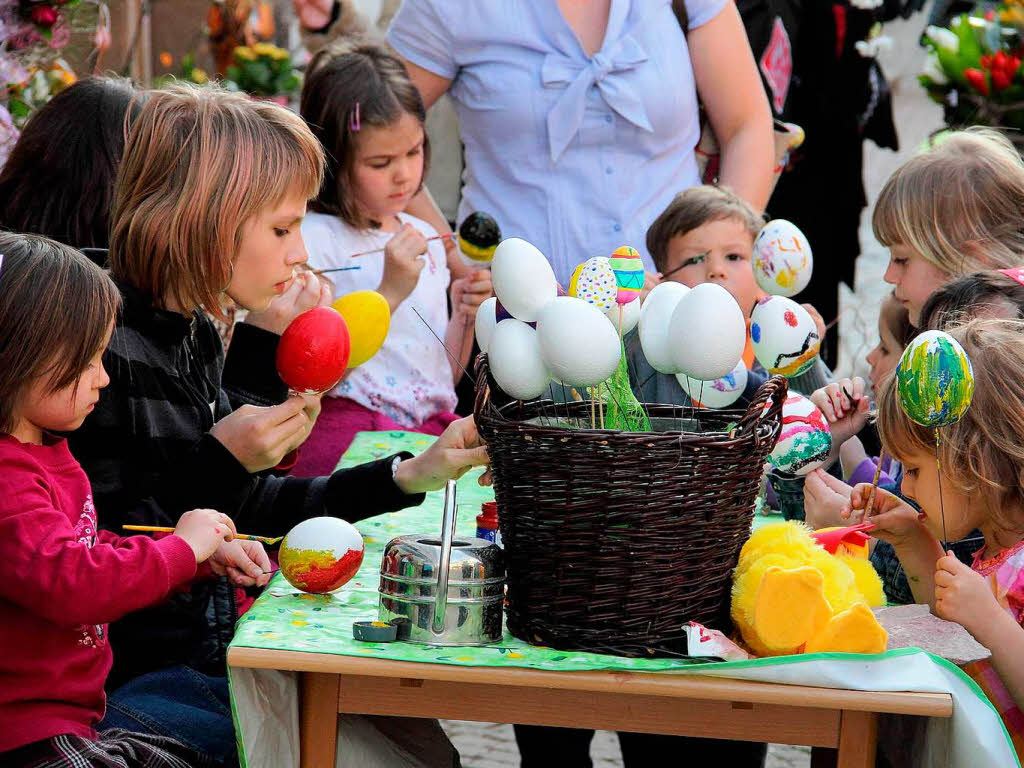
474 356 786 657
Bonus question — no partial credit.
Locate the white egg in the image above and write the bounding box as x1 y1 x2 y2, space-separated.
638 282 689 374
668 283 746 380
750 296 821 377
488 319 551 400
475 296 498 354
752 219 813 297
605 294 641 335
675 360 748 409
536 297 622 387
491 237 558 322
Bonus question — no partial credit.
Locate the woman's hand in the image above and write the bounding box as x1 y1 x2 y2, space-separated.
811 377 871 448
209 539 273 588
803 468 852 530
244 271 332 335
174 509 236 562
210 396 314 472
393 416 490 494
378 224 427 312
934 552 1000 633
451 270 493 323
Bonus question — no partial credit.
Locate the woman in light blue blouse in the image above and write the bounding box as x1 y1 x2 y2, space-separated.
385 0 775 285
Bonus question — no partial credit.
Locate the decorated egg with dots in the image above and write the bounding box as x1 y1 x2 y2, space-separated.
668 283 747 380
895 330 974 428
752 219 813 297
750 296 820 378
608 245 644 305
768 393 832 476
276 307 351 394
279 517 365 594
676 360 748 409
568 257 618 312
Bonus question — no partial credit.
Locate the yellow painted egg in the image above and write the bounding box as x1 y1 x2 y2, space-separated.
331 290 390 368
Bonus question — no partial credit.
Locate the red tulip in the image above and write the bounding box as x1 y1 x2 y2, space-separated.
965 68 990 96
29 4 59 27
993 69 1012 91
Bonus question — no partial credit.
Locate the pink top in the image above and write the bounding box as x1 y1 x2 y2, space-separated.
963 539 1024 759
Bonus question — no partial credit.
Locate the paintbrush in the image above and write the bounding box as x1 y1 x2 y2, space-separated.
346 232 455 260
862 450 886 521
121 525 284 545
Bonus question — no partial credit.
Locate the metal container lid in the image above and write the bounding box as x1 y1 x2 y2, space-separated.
380 534 504 587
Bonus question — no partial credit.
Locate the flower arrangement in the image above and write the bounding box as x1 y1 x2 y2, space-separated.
1 1 107 167
920 8 1024 132
223 42 300 100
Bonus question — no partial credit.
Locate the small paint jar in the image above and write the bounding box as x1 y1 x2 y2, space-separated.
476 502 500 545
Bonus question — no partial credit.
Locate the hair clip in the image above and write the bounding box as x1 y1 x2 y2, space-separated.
349 101 361 132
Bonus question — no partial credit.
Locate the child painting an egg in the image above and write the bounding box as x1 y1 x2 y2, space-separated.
627 185 830 408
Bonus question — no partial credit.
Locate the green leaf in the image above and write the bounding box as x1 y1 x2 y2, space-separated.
956 15 983 68
7 98 30 118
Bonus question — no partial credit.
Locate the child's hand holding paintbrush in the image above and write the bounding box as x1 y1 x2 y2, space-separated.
810 377 873 471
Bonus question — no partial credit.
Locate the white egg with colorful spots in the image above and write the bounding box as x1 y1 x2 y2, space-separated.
768 393 832 476
489 319 551 400
568 257 618 312
537 296 622 388
676 360 748 409
639 281 689 374
753 219 813 297
750 296 820 378
668 283 746 380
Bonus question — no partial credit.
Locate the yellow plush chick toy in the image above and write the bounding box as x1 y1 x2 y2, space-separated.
731 521 887 657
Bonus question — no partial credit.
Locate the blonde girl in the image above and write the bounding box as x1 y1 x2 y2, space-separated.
850 318 1024 758
874 128 1024 327
67 83 487 763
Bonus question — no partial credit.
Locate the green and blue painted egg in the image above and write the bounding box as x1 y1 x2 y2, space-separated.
895 330 974 428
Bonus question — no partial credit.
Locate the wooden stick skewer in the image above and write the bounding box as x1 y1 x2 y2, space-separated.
122 525 284 545
862 450 886 520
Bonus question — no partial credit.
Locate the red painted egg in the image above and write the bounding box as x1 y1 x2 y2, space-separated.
279 517 365 594
276 307 351 394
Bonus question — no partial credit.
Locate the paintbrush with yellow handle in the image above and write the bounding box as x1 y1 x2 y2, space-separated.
121 525 284 546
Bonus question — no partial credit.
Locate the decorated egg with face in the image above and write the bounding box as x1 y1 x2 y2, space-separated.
896 330 974 427
568 257 618 312
608 245 644 305
752 219 813 297
676 360 748 409
668 283 747 380
750 296 820 378
489 318 551 400
768 393 832 476
276 307 351 393
279 517 365 594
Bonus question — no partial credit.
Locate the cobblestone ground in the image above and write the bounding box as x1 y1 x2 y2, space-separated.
440 11 943 768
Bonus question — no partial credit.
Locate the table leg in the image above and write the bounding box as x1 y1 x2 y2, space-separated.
836 710 878 768
300 672 340 768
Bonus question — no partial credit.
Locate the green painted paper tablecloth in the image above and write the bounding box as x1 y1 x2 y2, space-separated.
228 431 1018 768
232 430 779 669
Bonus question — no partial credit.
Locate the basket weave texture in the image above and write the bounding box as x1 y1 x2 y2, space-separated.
474 355 787 657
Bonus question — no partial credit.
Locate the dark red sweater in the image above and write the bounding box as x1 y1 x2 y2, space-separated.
0 435 197 753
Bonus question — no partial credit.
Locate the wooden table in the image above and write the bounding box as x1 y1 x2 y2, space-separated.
228 647 953 768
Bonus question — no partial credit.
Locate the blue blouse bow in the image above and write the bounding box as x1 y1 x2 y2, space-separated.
541 35 653 163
